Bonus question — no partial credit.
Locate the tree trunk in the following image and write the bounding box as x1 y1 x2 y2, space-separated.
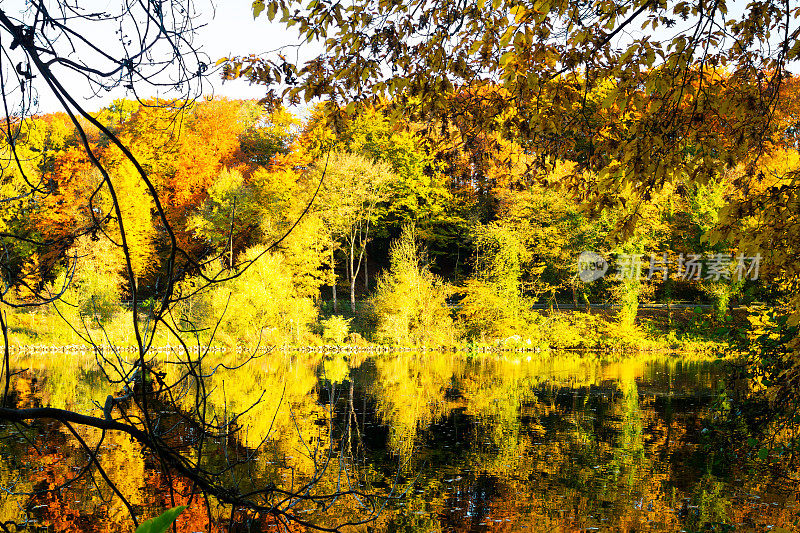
331 245 337 313
349 242 356 313
350 276 356 314
618 278 640 328
364 249 368 292
665 278 673 330
667 297 672 330
229 196 236 269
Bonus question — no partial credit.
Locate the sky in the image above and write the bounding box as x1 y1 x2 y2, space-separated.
20 0 309 114
192 1 306 102
14 0 793 116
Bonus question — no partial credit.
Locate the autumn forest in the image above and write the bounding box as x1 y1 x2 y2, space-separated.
4 90 797 350
2 0 800 531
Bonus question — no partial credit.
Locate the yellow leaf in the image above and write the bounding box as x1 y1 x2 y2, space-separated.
601 89 618 109
252 0 265 18
499 27 515 48
499 51 515 67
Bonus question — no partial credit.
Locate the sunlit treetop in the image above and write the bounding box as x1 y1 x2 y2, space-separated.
225 0 800 328
226 0 799 182
229 3 797 246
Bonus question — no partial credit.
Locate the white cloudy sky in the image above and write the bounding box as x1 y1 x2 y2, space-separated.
8 0 308 113
8 0 792 115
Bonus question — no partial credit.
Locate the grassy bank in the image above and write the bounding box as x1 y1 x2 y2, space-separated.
4 302 745 356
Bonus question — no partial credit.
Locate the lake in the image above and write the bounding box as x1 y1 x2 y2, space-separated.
1 350 798 531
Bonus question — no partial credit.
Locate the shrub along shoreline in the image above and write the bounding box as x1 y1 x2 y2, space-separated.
6 302 743 357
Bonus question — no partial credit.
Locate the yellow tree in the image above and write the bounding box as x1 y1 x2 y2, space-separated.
229 0 800 325
311 151 396 312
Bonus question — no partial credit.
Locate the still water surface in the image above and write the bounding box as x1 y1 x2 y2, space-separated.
1 351 798 532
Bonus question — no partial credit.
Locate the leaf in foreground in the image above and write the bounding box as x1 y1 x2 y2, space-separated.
134 505 187 533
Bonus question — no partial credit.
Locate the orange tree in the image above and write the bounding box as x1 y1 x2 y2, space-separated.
0 2 382 530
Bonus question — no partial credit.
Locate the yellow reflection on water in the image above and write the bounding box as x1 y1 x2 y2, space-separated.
1 350 798 532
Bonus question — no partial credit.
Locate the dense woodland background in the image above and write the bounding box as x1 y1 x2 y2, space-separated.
1 90 796 349
3 1 800 530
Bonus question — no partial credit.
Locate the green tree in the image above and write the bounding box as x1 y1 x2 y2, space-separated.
606 193 670 329
276 213 329 300
341 108 448 231
202 246 317 345
312 151 396 312
237 105 299 165
491 162 611 308
188 167 262 267
0 153 40 294
687 175 744 319
372 224 455 346
459 222 529 339
53 235 124 325
320 315 352 344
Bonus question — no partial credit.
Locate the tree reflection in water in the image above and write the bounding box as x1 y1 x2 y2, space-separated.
2 351 799 531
